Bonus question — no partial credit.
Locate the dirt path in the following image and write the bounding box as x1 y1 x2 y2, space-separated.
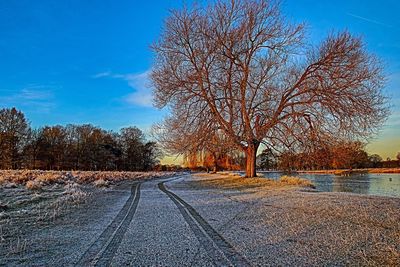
158 180 250 267
77 182 141 266
65 175 251 266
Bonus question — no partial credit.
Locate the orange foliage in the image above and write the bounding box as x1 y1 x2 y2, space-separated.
183 150 242 171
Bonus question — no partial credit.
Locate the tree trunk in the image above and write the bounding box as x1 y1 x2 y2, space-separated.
245 142 260 178
212 152 218 173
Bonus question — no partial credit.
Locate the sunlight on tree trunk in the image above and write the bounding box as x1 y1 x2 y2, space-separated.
245 142 259 177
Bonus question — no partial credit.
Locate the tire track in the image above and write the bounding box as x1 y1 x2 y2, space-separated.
158 181 250 267
76 182 141 267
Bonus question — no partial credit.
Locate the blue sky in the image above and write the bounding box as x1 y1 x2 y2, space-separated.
0 0 399 161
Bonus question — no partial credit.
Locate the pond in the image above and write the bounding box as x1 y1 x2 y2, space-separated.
257 171 400 198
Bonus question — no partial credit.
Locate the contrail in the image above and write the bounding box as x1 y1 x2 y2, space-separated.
347 13 392 28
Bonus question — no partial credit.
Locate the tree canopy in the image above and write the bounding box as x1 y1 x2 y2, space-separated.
151 0 388 177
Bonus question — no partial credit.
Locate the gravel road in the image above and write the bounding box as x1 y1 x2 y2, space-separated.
1 173 399 266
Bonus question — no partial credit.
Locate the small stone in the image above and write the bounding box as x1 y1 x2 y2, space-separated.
0 203 8 212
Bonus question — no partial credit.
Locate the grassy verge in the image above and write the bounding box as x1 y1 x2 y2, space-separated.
189 173 315 191
0 170 176 189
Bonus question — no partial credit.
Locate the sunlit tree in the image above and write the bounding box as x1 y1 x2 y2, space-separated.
153 110 237 172
151 0 388 177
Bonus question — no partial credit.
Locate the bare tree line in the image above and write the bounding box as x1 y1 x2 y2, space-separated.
181 141 400 172
151 0 388 177
266 141 399 171
0 107 161 171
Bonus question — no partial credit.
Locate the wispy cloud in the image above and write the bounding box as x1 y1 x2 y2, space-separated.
347 13 392 28
124 71 154 107
19 88 52 100
92 71 112 79
0 86 55 112
93 70 154 107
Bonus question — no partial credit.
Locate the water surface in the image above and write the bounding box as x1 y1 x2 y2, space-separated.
257 171 400 198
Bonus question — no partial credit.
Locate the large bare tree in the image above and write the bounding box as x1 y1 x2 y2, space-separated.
151 0 388 177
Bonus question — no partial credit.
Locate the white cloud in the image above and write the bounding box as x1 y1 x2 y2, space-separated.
93 70 154 107
124 71 154 107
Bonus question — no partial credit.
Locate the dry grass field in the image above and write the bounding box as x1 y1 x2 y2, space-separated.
0 170 175 188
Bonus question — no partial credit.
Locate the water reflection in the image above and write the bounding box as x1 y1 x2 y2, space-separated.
258 172 400 198
332 175 370 194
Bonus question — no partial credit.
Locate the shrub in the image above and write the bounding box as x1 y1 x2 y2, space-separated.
26 180 42 190
279 175 315 188
93 179 109 187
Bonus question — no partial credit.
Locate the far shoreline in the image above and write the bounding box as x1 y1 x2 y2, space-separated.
296 168 400 175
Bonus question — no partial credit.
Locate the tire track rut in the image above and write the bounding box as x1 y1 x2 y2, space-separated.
158 181 250 267
77 182 141 266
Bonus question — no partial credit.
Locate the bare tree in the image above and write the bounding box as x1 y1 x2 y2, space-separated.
37 126 68 170
151 0 388 177
23 128 41 169
368 154 383 168
119 126 146 171
0 107 30 169
257 147 276 170
152 107 237 172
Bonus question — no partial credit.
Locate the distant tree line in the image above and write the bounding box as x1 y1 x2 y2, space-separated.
0 107 161 171
257 141 400 171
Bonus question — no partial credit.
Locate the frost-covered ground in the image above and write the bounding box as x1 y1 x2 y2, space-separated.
0 170 175 260
180 173 400 266
1 172 399 266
